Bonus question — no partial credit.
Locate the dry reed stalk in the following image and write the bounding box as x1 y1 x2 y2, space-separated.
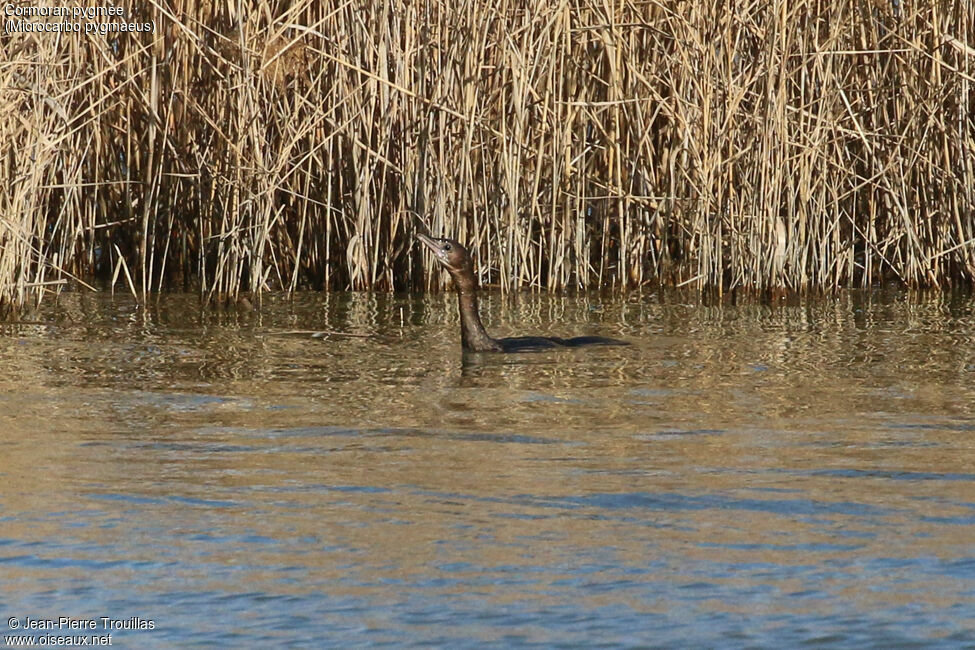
0 0 973 311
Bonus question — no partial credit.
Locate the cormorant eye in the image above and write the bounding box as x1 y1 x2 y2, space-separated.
443 243 452 251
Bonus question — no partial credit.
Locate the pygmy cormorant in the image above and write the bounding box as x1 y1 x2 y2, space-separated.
417 233 629 353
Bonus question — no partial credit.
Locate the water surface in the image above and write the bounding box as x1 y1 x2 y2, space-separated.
1 291 974 647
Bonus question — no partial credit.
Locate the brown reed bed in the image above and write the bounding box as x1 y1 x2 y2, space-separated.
0 0 972 311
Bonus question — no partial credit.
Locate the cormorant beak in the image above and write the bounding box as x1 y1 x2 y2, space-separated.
416 233 448 266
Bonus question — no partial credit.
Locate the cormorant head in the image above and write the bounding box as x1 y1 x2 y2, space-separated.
416 233 474 279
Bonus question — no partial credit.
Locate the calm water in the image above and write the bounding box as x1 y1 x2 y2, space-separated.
1 291 974 648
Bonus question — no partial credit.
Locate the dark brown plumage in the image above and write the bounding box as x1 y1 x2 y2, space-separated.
417 233 629 353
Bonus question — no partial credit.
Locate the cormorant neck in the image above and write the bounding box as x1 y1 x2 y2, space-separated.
451 271 502 353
